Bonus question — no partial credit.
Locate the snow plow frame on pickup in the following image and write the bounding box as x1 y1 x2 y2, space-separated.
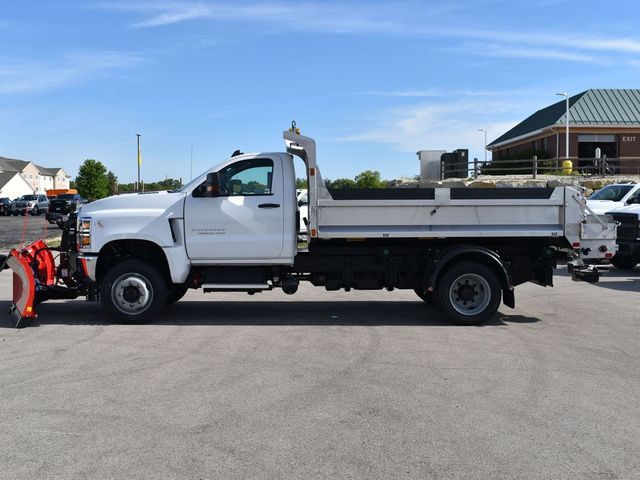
1 215 88 327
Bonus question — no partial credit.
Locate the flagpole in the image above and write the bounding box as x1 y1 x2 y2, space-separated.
136 133 141 192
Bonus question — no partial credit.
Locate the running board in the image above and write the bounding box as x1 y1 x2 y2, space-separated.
202 283 271 292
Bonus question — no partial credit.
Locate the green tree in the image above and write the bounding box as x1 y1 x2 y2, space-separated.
106 170 118 195
354 170 386 188
75 159 108 200
296 178 308 189
326 178 357 189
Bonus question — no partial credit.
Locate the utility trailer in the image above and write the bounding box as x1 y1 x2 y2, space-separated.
1 124 605 327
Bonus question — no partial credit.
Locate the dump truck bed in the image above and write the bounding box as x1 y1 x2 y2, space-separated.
312 187 580 241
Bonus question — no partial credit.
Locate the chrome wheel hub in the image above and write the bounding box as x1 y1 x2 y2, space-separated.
449 273 491 316
112 274 153 315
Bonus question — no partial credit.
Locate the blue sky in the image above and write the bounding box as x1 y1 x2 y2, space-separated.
2 0 640 183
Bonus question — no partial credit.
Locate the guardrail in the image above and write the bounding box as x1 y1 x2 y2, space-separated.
440 157 640 180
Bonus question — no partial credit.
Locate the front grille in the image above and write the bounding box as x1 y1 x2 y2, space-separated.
611 213 640 242
50 201 70 213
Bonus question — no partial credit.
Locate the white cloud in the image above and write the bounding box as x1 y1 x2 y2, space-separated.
0 52 144 95
474 44 599 63
436 27 640 55
335 98 533 157
359 88 536 98
101 1 640 59
103 1 397 33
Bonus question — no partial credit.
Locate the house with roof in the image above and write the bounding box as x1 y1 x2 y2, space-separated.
0 170 35 199
487 89 640 174
0 156 70 195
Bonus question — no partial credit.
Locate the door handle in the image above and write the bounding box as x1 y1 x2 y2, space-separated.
258 203 280 209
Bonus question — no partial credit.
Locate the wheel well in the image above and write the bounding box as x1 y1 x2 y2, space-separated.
96 240 171 283
433 252 510 291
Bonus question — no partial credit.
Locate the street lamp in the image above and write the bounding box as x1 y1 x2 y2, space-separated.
556 93 569 159
136 133 141 191
477 128 487 163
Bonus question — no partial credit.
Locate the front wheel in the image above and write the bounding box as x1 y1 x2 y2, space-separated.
166 284 189 305
31 206 39 216
436 262 501 326
100 260 168 323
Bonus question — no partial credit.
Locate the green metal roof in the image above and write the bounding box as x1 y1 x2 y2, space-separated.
488 89 640 148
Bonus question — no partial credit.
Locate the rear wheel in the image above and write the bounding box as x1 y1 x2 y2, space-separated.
436 261 501 326
611 254 638 270
100 260 167 323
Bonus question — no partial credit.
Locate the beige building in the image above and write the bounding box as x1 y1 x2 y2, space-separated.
0 157 70 193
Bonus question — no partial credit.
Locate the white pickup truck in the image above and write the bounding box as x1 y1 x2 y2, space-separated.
2 125 603 327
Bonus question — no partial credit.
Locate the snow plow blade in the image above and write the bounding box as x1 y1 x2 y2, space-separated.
2 240 57 328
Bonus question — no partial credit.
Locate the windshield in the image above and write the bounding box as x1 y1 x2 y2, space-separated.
21 195 38 201
589 185 634 201
57 194 76 200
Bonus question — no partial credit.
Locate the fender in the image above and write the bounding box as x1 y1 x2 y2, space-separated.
426 244 515 309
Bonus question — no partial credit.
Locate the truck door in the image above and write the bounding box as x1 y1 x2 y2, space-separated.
184 156 285 261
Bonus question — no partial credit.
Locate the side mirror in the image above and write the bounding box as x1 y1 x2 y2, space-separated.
205 172 220 197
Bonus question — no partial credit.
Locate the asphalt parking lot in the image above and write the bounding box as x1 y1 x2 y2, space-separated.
0 213 62 250
0 266 639 479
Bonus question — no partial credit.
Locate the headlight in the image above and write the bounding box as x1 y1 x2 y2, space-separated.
26 202 33 207
78 217 91 248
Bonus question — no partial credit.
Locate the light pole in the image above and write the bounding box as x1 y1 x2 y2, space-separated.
136 133 141 191
477 128 487 163
556 93 569 159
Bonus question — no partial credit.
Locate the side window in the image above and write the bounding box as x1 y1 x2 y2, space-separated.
194 158 274 198
220 158 273 196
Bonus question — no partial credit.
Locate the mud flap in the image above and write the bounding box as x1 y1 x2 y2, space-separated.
5 251 37 328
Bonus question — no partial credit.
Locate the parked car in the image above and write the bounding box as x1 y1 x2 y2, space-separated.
586 183 640 214
46 193 87 226
12 194 49 216
606 200 640 270
0 197 11 216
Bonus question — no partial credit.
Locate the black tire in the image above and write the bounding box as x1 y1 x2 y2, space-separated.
611 254 638 270
414 288 434 304
166 284 189 305
436 261 501 326
31 206 39 216
100 260 168 324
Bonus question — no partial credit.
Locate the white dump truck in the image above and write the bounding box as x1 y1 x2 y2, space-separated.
1 124 605 327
